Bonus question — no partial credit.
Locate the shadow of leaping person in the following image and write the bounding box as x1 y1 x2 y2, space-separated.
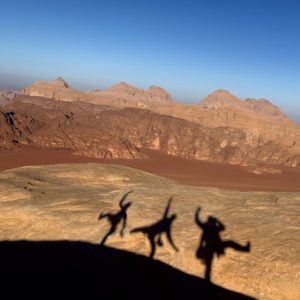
195 207 250 282
131 197 178 259
98 190 133 245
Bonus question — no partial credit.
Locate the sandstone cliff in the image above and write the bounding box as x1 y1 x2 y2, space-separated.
24 77 173 108
23 78 300 160
1 95 299 167
199 89 289 119
0 89 19 107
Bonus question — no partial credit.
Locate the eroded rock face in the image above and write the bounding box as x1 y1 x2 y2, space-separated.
154 101 300 168
22 78 300 167
0 164 299 299
244 98 287 118
1 95 299 166
199 89 244 110
49 77 69 88
23 78 83 102
199 90 288 119
0 89 19 107
89 82 173 107
24 78 173 107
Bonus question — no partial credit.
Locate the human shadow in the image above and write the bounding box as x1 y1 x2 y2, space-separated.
131 197 178 258
195 207 251 282
0 240 256 300
98 190 133 245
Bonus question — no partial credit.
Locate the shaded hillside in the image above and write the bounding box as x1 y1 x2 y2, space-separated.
0 240 255 300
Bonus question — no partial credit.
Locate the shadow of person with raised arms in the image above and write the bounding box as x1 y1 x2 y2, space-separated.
131 197 178 258
195 207 251 282
98 190 133 245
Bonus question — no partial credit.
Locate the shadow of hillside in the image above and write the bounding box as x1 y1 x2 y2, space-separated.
0 240 255 300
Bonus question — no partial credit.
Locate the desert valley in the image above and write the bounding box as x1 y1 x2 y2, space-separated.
0 77 299 299
3 1 300 299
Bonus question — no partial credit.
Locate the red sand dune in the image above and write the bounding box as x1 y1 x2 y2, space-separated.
0 146 299 192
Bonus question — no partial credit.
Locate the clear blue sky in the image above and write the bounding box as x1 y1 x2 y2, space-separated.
0 0 299 121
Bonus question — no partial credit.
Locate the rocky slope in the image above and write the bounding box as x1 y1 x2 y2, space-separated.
0 164 299 299
88 82 173 107
199 89 244 110
1 95 299 167
23 78 300 163
23 77 173 108
0 89 19 106
4 77 299 167
199 89 288 119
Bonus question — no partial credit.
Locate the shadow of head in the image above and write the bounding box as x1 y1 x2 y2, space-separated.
122 202 132 210
169 213 177 221
207 216 225 231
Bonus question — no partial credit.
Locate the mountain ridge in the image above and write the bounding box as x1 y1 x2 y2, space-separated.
23 77 290 121
1 95 300 168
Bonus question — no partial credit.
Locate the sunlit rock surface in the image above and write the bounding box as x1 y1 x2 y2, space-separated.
0 164 299 299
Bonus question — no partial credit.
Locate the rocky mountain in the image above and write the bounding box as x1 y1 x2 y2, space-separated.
153 95 300 167
24 77 173 108
1 95 300 167
0 89 20 107
199 89 244 110
244 98 287 118
23 77 82 102
199 89 289 119
22 77 291 121
2 77 298 168
88 82 173 107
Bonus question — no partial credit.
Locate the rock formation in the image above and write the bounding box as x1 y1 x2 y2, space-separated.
23 77 83 102
244 98 287 118
24 77 173 108
88 82 173 107
199 89 244 110
199 89 289 119
0 89 19 106
3 77 299 168
0 95 299 168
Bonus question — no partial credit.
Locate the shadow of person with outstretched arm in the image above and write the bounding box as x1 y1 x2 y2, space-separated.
195 207 250 282
131 197 178 259
98 190 133 245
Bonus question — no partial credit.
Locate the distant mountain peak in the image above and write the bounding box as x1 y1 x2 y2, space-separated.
148 85 166 92
198 89 289 119
49 77 69 88
212 89 234 95
199 89 241 109
244 98 288 118
108 82 136 90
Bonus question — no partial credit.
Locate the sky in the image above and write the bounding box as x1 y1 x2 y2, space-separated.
0 0 299 121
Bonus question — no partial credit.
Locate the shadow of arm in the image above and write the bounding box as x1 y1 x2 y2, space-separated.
195 207 204 229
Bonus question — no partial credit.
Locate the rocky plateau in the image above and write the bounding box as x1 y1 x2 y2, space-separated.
0 164 299 299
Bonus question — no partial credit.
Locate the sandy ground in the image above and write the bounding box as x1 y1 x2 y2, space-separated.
1 163 299 299
0 146 299 192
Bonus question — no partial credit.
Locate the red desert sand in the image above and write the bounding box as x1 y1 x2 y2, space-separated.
0 146 299 192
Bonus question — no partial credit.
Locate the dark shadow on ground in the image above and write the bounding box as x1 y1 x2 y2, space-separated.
195 207 251 282
98 190 133 245
0 240 255 300
131 197 178 258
